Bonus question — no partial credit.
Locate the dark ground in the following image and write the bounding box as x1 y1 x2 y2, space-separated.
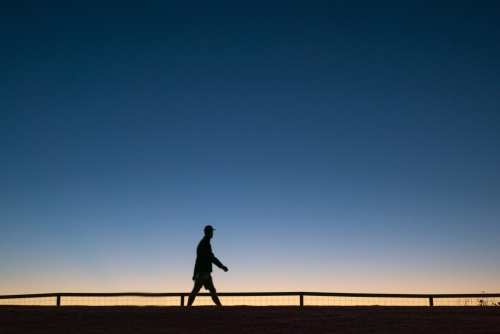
1 306 499 333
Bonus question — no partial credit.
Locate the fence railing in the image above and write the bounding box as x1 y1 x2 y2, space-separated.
1 292 499 307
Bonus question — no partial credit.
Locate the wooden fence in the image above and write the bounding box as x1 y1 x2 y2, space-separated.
1 291 500 307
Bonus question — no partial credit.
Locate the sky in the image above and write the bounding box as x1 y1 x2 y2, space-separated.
1 1 499 295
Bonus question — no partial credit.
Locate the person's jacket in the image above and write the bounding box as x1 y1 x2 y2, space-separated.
193 236 224 274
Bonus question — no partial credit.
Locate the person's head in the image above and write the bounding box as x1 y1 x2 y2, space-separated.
204 225 215 238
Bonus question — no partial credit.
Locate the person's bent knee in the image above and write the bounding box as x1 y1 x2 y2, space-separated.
208 287 217 294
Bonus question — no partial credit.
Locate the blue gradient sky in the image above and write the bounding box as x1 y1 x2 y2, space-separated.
1 1 499 294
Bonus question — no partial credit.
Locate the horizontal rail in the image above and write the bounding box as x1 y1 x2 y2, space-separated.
1 292 499 300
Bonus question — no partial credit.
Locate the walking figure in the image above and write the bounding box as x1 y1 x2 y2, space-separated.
187 225 228 306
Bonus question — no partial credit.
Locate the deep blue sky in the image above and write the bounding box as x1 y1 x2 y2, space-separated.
1 1 499 294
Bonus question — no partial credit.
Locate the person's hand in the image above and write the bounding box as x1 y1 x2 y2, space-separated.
192 274 198 281
222 266 228 272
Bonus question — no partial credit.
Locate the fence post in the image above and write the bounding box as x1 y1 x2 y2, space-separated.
429 297 433 307
56 295 61 306
300 293 303 306
181 295 185 306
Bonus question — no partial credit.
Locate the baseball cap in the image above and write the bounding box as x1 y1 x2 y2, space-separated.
204 225 215 233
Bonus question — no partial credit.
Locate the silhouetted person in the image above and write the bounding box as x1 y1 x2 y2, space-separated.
187 225 228 306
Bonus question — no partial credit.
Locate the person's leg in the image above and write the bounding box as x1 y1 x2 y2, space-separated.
203 275 222 306
208 287 222 306
187 284 202 306
188 273 209 306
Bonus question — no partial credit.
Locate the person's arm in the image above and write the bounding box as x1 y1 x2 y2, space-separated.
207 241 228 271
192 266 198 281
192 259 200 280
212 256 228 272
